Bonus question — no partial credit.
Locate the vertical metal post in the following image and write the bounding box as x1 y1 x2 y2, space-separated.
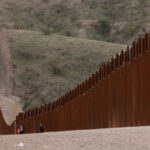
14 120 16 134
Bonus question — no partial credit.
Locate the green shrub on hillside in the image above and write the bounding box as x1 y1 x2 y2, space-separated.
19 68 40 86
17 50 33 60
48 59 62 75
42 27 54 35
52 65 62 75
125 24 140 37
98 19 111 35
14 21 25 29
39 94 47 104
35 12 45 22
23 99 31 110
65 31 72 36
94 19 111 36
89 1 98 9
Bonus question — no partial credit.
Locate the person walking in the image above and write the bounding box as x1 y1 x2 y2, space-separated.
39 123 45 133
19 125 24 134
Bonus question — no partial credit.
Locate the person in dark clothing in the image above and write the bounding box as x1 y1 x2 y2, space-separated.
39 124 45 133
19 125 24 134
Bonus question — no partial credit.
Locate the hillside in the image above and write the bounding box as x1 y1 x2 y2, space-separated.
0 0 150 44
7 30 126 109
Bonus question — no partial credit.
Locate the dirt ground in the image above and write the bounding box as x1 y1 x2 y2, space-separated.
0 126 150 150
0 29 22 125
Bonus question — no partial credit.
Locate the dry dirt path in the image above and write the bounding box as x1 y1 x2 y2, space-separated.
0 126 150 150
0 29 22 125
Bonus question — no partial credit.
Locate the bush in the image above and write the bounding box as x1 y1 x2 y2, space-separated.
39 94 47 104
65 31 72 36
23 100 31 110
98 19 111 35
125 24 140 37
42 27 54 35
42 27 51 35
52 66 61 75
36 12 45 22
48 60 62 75
89 2 98 9
17 50 33 60
14 21 25 29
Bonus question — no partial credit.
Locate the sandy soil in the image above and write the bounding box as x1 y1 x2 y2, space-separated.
0 95 21 125
0 126 150 150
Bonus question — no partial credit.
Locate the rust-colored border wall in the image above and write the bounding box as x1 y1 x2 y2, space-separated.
0 33 150 134
0 110 14 134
